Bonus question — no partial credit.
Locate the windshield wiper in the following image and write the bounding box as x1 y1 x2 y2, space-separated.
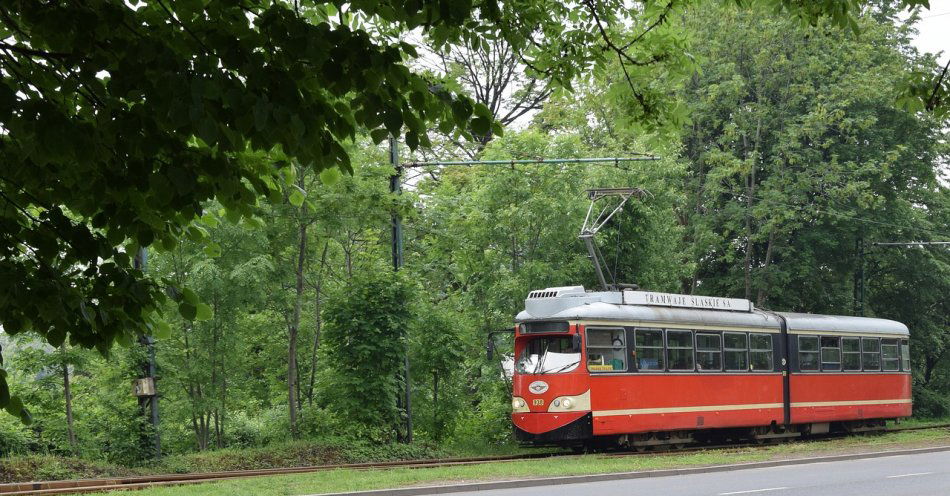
532 341 550 375
546 360 581 374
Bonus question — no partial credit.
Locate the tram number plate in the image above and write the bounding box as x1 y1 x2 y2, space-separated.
532 399 544 406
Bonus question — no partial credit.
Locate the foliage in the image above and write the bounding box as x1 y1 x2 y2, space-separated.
0 0 946 471
321 266 415 441
0 412 31 457
0 0 932 420
0 0 503 416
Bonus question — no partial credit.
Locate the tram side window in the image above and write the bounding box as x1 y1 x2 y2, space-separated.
667 330 695 371
841 337 861 371
635 328 664 370
724 332 749 371
820 336 841 371
696 333 722 371
900 339 911 371
798 336 820 371
749 333 773 371
586 328 627 372
862 338 881 371
881 338 900 371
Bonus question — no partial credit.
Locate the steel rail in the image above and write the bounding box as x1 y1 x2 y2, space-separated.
3 424 947 496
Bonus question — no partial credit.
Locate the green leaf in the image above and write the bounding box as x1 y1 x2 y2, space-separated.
154 319 172 339
281 164 297 187
0 376 9 407
473 102 493 119
383 107 403 135
181 287 200 305
289 186 306 207
370 128 389 145
470 116 491 135
319 167 342 185
18 407 31 425
178 301 198 321
199 213 219 228
203 242 222 258
195 303 214 321
4 395 23 416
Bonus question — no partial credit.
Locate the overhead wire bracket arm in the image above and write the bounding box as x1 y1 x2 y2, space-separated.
578 188 651 291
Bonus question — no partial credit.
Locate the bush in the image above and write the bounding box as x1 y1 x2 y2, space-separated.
447 403 518 454
913 386 950 418
153 438 446 474
225 410 268 448
0 414 33 456
0 455 136 483
322 268 415 442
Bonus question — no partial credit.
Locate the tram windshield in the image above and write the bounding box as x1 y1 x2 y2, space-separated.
516 336 581 374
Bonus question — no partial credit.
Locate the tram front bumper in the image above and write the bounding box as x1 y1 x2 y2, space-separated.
512 411 592 444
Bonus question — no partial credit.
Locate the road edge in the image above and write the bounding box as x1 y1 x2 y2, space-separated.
313 444 950 496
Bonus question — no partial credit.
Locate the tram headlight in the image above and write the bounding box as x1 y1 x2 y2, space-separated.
512 398 526 409
548 391 590 412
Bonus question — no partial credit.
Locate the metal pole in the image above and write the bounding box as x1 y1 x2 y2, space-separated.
389 137 412 443
134 248 161 458
872 241 950 246
854 236 865 317
404 156 660 168
389 154 657 440
580 234 610 290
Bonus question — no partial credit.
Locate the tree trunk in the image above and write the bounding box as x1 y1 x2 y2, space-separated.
307 242 330 406
288 201 308 439
61 345 76 453
213 409 220 449
688 154 705 295
220 374 227 449
743 116 762 300
432 371 440 442
756 229 777 307
190 413 201 451
743 161 756 300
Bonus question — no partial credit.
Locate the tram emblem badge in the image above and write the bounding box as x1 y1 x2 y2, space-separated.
528 381 549 394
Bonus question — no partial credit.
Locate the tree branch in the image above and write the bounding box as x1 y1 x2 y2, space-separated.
926 57 949 112
620 1 675 51
0 41 73 60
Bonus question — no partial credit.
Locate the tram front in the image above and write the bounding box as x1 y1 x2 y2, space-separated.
510 318 593 445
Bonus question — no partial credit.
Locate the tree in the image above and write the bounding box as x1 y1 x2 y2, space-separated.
410 303 465 442
675 4 947 311
321 267 414 441
420 37 554 158
0 0 932 420
0 0 499 418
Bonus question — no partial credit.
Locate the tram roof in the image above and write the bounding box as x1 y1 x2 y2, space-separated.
776 312 908 335
516 287 908 336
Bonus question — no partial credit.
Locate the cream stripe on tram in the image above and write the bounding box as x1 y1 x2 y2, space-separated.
592 399 911 417
592 403 784 417
790 399 911 408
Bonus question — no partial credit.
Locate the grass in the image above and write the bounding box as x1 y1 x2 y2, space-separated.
895 416 950 428
0 438 449 484
83 427 950 496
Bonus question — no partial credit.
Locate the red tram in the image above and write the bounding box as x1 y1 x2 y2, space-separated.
508 286 912 448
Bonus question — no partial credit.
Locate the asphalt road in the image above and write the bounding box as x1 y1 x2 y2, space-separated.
445 450 950 496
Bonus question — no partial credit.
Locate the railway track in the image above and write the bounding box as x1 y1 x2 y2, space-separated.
4 423 947 496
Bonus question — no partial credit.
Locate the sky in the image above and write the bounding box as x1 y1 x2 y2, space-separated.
912 0 949 65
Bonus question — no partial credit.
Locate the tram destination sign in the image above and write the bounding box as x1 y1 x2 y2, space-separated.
623 291 753 312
